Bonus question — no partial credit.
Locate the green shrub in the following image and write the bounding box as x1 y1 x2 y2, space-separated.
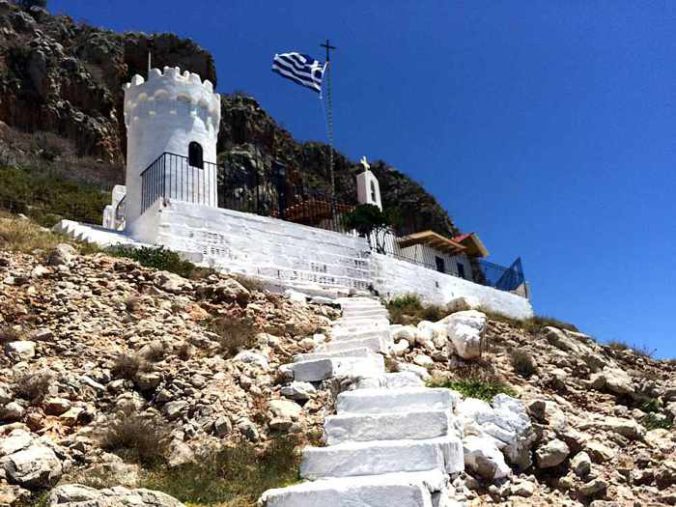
0 166 108 227
387 294 445 325
428 376 517 402
99 413 170 465
107 246 196 278
643 412 673 431
143 436 301 505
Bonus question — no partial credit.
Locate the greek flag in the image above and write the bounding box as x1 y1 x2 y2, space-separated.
272 52 326 94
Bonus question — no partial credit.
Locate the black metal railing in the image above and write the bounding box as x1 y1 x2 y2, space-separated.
140 152 219 213
141 152 354 233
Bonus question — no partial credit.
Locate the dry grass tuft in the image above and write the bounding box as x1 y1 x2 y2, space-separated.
387 294 445 325
0 324 22 345
511 349 537 378
111 352 150 380
143 435 301 506
13 369 53 404
99 412 171 465
0 213 61 252
208 316 258 358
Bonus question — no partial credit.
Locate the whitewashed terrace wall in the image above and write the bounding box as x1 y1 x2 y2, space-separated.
371 253 534 320
129 201 533 319
132 201 373 290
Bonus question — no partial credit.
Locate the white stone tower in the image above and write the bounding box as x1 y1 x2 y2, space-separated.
123 66 221 229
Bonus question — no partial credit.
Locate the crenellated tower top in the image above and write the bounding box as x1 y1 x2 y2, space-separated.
123 66 221 133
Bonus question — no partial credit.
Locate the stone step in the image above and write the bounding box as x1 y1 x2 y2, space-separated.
336 388 458 415
341 307 389 316
294 347 374 362
300 436 464 479
324 410 452 445
317 335 390 354
355 372 425 390
334 316 390 328
331 327 391 341
290 356 385 382
332 325 390 340
260 469 447 507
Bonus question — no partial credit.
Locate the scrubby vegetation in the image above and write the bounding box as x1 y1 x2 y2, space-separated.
510 349 537 378
13 370 53 404
386 293 445 325
607 339 656 359
99 413 171 465
107 246 200 278
207 316 258 358
428 368 517 402
0 166 108 227
143 436 301 506
111 352 150 380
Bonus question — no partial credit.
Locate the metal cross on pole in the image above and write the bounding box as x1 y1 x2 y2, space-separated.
320 39 337 221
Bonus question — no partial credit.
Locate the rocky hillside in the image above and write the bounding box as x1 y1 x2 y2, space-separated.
0 213 673 506
0 1 458 236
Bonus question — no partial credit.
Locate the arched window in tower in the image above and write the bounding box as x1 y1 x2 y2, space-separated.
370 181 377 203
188 142 203 169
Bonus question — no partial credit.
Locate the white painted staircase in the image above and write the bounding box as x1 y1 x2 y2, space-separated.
260 297 464 507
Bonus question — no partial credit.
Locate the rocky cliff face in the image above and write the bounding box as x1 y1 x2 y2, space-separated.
0 2 458 236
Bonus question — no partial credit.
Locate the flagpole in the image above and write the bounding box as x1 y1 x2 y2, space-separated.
320 39 337 222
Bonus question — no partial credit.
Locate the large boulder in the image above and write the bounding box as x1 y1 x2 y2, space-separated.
445 310 487 360
3 445 63 488
47 484 184 506
590 367 635 397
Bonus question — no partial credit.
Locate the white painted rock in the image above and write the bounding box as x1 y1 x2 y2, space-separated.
448 324 482 359
445 310 486 360
391 325 416 341
5 341 36 360
284 289 308 306
391 339 410 356
463 435 511 480
456 395 535 470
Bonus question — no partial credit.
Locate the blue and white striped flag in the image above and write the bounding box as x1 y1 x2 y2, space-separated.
272 52 326 94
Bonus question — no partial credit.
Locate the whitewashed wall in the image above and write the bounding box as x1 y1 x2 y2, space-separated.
371 253 534 320
128 202 533 319
135 201 373 290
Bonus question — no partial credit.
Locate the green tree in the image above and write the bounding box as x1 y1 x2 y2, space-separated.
343 204 398 253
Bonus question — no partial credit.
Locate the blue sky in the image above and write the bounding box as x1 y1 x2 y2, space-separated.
51 0 676 358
